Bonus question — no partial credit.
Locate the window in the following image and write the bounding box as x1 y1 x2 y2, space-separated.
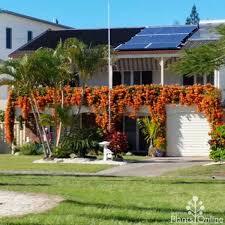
196 75 204 85
6 28 12 49
124 71 131 85
27 31 33 42
113 72 122 86
183 75 194 85
206 74 214 85
142 71 152 85
134 71 141 85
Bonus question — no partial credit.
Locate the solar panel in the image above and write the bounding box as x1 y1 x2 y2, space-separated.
117 43 148 50
139 26 197 35
116 25 198 51
145 42 179 49
128 34 188 44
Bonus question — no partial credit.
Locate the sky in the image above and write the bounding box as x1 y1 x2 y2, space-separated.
1 0 225 28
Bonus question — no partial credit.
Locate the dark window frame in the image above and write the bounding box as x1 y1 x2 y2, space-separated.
6 27 12 49
27 30 33 42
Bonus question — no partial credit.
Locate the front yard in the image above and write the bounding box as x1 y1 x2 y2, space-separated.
0 155 113 173
0 156 224 225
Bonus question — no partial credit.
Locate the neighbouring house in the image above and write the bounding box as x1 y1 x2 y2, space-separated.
0 9 72 110
4 20 225 156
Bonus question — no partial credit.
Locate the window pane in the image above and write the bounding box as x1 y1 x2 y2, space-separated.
196 75 204 84
133 71 141 85
27 31 33 42
142 71 152 85
113 72 122 86
183 75 194 85
124 71 131 85
207 74 214 85
6 28 12 49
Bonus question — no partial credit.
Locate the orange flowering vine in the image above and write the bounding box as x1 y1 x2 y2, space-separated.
4 84 225 150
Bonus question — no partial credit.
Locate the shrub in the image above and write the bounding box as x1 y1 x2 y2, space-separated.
19 142 43 155
54 127 103 158
209 125 225 161
106 131 128 157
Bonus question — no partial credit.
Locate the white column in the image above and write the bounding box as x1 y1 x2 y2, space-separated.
214 69 220 88
160 57 165 85
108 64 113 89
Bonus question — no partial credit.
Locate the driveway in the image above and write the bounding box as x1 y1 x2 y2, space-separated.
96 157 211 177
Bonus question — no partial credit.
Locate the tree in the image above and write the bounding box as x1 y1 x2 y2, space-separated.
186 4 200 25
0 49 60 157
171 25 225 77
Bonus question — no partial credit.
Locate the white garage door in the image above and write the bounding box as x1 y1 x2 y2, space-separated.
166 105 210 156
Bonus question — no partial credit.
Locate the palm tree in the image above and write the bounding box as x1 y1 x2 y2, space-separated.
0 49 59 157
137 117 159 150
60 38 108 130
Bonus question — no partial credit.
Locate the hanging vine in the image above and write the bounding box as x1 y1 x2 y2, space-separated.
5 84 225 150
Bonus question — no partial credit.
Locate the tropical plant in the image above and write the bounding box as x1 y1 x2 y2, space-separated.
19 142 43 155
55 127 103 158
209 125 225 162
137 117 159 149
0 49 60 157
106 130 128 157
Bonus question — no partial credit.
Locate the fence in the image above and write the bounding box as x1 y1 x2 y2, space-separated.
0 122 26 153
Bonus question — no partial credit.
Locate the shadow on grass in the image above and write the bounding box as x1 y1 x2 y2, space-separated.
0 183 49 187
64 199 186 214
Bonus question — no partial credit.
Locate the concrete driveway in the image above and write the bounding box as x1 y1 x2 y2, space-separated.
97 157 211 177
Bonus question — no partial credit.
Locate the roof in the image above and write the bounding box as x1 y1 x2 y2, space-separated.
116 25 198 51
184 23 221 49
9 27 144 57
0 9 73 29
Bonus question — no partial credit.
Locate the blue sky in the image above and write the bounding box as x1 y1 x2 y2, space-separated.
1 0 225 28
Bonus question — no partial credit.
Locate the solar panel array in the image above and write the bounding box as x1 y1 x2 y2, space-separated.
116 25 197 50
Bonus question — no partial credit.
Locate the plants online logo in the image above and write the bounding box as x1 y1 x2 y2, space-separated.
171 196 224 224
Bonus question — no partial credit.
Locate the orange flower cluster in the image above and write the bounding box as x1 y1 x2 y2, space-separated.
4 91 15 144
5 84 225 149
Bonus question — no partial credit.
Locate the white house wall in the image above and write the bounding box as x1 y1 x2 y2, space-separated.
87 71 109 86
218 67 225 102
0 13 63 60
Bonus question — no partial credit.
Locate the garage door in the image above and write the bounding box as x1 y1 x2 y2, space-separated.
166 105 210 156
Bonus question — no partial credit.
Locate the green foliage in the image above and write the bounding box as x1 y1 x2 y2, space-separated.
0 110 4 122
137 117 159 148
39 114 54 127
209 125 225 162
171 25 225 76
54 127 103 158
19 143 43 155
186 4 200 25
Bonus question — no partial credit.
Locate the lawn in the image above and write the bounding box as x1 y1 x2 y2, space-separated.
164 164 225 178
0 155 113 173
0 166 224 224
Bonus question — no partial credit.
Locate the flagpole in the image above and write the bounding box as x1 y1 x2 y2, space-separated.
108 0 112 131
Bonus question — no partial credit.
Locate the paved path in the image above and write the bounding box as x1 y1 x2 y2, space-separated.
97 157 211 177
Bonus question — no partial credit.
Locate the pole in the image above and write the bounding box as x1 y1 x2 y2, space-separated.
108 0 112 131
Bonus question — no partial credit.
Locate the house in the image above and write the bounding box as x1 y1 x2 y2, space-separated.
5 21 225 157
0 9 72 110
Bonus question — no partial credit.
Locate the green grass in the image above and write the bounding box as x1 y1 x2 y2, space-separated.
0 164 224 224
164 164 225 177
0 155 113 173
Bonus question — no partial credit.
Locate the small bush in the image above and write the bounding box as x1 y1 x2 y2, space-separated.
209 125 225 161
54 127 103 158
106 131 128 157
19 143 43 155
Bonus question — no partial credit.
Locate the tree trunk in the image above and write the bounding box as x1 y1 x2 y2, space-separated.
29 98 48 158
31 94 52 157
56 86 64 147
